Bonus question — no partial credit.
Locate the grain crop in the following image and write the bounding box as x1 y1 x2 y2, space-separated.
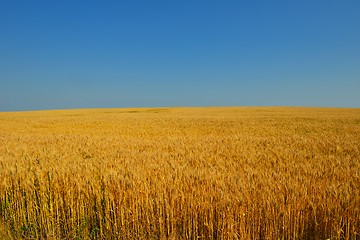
0 107 359 239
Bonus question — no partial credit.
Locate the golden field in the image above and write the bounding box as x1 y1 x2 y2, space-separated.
0 107 359 239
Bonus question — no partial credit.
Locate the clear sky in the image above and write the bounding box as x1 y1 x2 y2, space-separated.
1 1 359 111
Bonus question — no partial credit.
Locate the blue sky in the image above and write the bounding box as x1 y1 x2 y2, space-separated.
1 1 359 111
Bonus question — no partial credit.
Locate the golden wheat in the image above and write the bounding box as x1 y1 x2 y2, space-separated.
0 107 359 239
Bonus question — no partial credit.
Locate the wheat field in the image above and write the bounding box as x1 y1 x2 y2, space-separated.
0 107 359 239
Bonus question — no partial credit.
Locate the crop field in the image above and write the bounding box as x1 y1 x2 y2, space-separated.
0 107 359 239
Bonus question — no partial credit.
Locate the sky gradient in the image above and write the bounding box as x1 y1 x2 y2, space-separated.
1 1 360 111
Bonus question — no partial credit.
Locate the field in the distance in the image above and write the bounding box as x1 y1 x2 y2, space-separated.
0 107 359 239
